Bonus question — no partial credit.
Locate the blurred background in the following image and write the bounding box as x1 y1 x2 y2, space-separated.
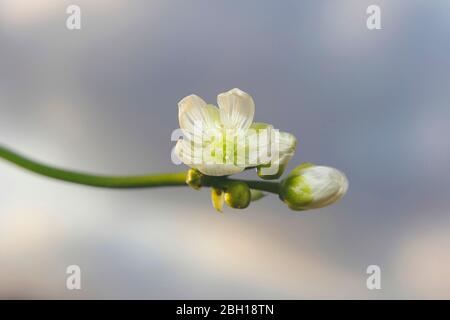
1 0 450 299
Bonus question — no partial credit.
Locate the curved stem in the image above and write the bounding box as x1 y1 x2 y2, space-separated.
0 145 187 188
0 145 281 194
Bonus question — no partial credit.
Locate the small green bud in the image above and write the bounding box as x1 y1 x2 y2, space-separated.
279 164 348 211
186 169 203 190
224 182 251 209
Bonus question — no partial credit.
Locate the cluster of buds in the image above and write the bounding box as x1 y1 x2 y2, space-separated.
186 169 253 212
186 163 348 212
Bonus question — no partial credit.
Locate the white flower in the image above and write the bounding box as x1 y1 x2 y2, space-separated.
280 164 348 210
174 88 296 176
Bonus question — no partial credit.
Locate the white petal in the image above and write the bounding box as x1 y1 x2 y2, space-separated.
175 139 245 176
303 166 348 208
275 132 297 165
247 129 296 167
174 139 199 168
196 163 244 176
245 123 274 166
178 95 220 140
217 88 255 131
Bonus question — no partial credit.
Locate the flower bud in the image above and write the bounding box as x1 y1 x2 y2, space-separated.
224 182 251 209
186 168 203 190
211 187 224 212
279 164 348 211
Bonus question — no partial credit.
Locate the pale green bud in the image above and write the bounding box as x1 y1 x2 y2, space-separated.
224 182 251 209
186 168 203 190
279 164 348 211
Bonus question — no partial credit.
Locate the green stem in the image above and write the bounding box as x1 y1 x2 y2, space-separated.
202 176 279 194
0 145 281 194
0 145 187 188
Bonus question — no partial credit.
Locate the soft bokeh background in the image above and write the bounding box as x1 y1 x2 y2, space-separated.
1 0 450 299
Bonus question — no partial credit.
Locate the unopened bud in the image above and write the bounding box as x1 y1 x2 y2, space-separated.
186 168 203 190
224 182 251 209
279 164 348 211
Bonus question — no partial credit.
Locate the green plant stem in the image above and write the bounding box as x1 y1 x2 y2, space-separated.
0 145 187 188
201 176 280 194
0 145 280 194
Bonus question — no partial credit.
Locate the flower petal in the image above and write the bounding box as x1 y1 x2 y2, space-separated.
245 123 274 167
178 95 220 140
175 139 245 176
300 166 348 209
217 88 255 131
196 163 244 176
255 131 297 179
247 129 296 166
276 131 297 165
174 139 201 168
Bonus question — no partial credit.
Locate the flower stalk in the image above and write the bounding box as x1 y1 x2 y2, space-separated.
0 145 279 194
